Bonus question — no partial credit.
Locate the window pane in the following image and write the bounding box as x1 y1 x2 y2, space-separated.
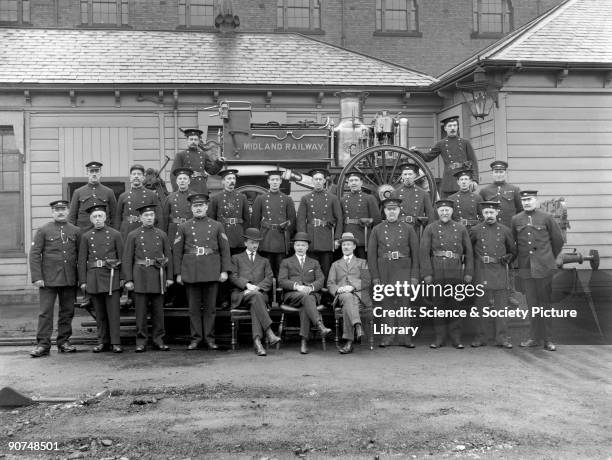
0 0 18 22
277 1 283 28
0 128 21 251
22 0 29 22
286 0 310 29
80 0 88 23
190 0 214 27
121 0 128 24
92 0 117 24
382 0 413 31
179 0 186 26
0 192 20 250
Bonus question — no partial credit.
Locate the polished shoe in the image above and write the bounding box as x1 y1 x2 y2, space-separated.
266 330 281 347
187 341 200 350
58 343 77 353
471 341 484 348
499 341 513 349
92 343 110 353
317 322 332 338
300 339 309 355
454 343 465 349
30 346 50 358
112 345 123 353
254 341 267 357
339 342 354 354
152 343 170 351
402 343 415 349
135 345 146 353
205 341 219 350
520 339 541 348
544 341 556 351
355 323 364 340
378 340 392 348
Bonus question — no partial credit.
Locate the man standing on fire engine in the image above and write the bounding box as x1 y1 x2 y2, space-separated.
391 163 435 235
340 171 381 259
69 161 117 232
170 128 226 195
297 168 342 279
411 117 479 198
251 170 296 278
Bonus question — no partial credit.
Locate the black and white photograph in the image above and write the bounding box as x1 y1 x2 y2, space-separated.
0 0 610 458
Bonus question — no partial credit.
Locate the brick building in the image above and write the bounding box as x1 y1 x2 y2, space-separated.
1 0 563 76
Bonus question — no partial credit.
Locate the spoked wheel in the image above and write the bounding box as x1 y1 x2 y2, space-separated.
335 145 437 202
236 185 268 216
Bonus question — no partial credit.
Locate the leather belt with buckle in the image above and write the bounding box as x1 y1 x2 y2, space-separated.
191 171 206 178
221 217 243 225
401 215 416 224
126 215 140 224
310 218 329 227
88 259 107 269
480 255 500 264
172 217 188 224
261 221 280 230
384 251 406 260
186 246 217 256
450 162 463 169
459 218 479 227
135 258 155 267
433 250 460 259
345 218 360 224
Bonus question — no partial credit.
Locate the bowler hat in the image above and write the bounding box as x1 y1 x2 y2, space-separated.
292 232 311 243
243 228 263 241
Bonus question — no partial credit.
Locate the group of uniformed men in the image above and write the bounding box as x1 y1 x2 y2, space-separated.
29 126 564 358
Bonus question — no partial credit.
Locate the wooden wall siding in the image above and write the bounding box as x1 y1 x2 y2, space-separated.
506 92 612 269
470 114 496 183
0 257 28 290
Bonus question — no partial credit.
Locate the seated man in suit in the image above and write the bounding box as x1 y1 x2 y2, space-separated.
229 228 281 356
278 232 331 354
327 232 372 354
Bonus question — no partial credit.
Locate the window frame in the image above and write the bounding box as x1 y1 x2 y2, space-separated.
471 0 513 38
276 0 324 35
79 0 129 28
0 126 24 256
374 0 421 37
177 0 216 30
0 0 30 26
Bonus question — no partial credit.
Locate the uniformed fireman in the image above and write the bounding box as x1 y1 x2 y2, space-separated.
411 117 479 197
340 171 381 259
170 128 225 195
469 201 517 348
512 191 564 351
251 169 297 278
448 169 482 229
28 200 80 358
173 193 232 350
420 199 474 349
207 169 250 256
68 161 117 231
78 203 124 353
122 204 174 352
391 163 435 234
115 164 161 240
478 160 522 229
160 167 194 243
367 198 420 348
296 168 343 279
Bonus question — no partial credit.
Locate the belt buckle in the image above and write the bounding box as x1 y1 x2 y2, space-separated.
405 216 413 223
313 218 321 227
460 218 467 226
227 217 236 225
145 257 153 267
96 260 104 268
196 246 205 256
391 251 399 260
444 251 453 258
483 255 490 264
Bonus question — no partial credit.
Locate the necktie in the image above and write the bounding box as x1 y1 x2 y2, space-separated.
249 252 255 263
299 256 304 268
345 256 351 264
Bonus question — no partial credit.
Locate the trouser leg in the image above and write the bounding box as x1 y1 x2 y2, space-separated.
340 293 361 341
524 277 553 342
91 294 110 345
492 289 510 344
261 251 284 279
202 281 218 343
56 286 76 347
149 294 166 345
106 290 121 345
246 292 272 339
473 292 490 343
299 294 319 338
134 293 149 346
186 283 203 343
448 317 462 344
36 287 57 349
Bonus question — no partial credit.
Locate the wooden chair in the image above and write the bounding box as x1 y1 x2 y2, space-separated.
334 307 375 351
278 303 328 351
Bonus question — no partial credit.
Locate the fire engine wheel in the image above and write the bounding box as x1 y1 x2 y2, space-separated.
335 145 437 202
236 184 268 215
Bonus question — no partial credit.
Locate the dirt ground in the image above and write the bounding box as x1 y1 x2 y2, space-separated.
1 340 611 460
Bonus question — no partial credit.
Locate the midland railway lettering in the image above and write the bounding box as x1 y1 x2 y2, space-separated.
242 142 326 151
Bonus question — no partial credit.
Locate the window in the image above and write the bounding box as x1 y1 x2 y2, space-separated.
472 0 513 37
0 0 30 24
375 0 419 35
277 0 321 32
178 0 215 28
80 0 128 26
0 127 23 253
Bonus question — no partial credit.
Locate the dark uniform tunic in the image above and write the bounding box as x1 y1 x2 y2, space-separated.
391 184 435 232
78 225 123 345
479 182 522 229
448 190 482 228
420 219 474 346
367 219 419 346
173 216 232 343
160 189 193 244
170 146 224 195
469 221 516 345
208 190 250 252
122 226 174 347
417 136 479 196
341 191 381 259
115 187 160 240
512 209 564 343
69 182 117 231
251 190 297 276
29 221 80 349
